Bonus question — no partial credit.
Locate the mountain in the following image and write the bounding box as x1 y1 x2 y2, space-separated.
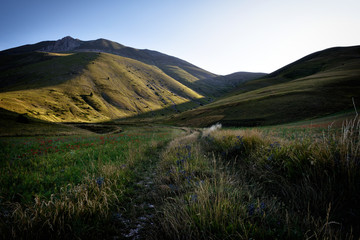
1 37 213 93
0 36 265 123
1 36 266 96
196 71 266 96
169 46 360 127
0 51 205 122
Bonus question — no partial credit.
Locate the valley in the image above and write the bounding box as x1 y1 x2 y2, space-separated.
0 37 359 239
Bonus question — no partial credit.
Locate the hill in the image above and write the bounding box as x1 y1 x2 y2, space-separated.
1 36 264 97
0 108 93 136
169 46 360 127
0 51 206 122
0 37 265 124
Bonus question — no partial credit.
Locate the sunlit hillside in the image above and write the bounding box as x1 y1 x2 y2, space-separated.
0 51 205 122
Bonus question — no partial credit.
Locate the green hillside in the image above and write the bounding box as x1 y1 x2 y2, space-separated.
169 46 360 127
0 108 93 136
1 37 264 97
0 51 205 122
2 38 358 129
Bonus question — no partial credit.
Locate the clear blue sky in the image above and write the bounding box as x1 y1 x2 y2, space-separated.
1 0 360 75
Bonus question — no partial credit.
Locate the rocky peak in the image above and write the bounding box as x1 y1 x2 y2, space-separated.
42 36 82 52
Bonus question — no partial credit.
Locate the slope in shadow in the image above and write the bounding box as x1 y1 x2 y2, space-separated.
0 52 99 92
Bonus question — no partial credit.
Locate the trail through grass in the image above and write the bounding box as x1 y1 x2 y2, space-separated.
0 126 181 239
152 119 360 239
1 120 360 239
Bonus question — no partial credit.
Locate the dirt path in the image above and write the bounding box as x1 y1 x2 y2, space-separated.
112 127 202 239
111 161 157 239
116 177 157 239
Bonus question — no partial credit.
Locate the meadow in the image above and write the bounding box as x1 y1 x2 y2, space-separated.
0 118 359 239
152 118 360 239
0 126 181 239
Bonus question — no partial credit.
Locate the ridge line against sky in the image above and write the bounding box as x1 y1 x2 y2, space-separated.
1 0 360 75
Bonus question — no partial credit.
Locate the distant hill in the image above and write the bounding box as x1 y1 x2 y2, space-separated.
1 36 219 93
169 46 360 127
0 51 205 122
1 36 223 96
196 71 266 96
0 36 265 123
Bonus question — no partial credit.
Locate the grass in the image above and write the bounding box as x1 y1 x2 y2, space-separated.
1 117 360 239
0 125 181 239
0 108 94 137
170 46 360 127
151 117 360 239
1 42 359 239
0 51 204 123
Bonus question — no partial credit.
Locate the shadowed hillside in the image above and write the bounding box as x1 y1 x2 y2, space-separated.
169 46 360 127
0 107 93 136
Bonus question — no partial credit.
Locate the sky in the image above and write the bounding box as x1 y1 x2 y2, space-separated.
1 0 360 75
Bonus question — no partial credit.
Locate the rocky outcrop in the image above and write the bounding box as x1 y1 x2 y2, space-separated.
41 36 81 52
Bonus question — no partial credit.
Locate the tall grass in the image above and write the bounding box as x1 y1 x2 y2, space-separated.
0 127 177 239
2 120 359 239
3 178 120 239
153 119 360 239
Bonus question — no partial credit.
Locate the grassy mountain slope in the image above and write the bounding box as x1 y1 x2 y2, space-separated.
169 46 360 127
1 37 263 96
0 51 205 122
0 108 92 136
233 45 360 94
1 37 216 86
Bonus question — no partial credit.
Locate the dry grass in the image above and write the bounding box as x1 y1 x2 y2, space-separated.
152 119 360 239
2 178 120 239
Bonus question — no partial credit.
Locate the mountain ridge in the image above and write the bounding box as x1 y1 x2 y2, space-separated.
168 45 360 127
0 36 265 124
0 36 265 96
0 36 216 81
0 50 213 122
0 38 358 128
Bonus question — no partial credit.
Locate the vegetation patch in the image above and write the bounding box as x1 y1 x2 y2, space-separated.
152 118 360 239
0 126 179 239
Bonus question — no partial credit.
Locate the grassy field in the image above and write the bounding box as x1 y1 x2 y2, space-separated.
152 118 360 239
0 125 182 239
1 116 359 239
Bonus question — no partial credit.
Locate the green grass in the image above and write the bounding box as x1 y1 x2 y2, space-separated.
1 118 360 239
0 125 181 239
0 108 93 137
170 46 360 127
0 51 204 123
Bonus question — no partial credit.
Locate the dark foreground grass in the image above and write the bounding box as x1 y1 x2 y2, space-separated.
152 118 360 239
1 119 359 239
0 126 179 239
